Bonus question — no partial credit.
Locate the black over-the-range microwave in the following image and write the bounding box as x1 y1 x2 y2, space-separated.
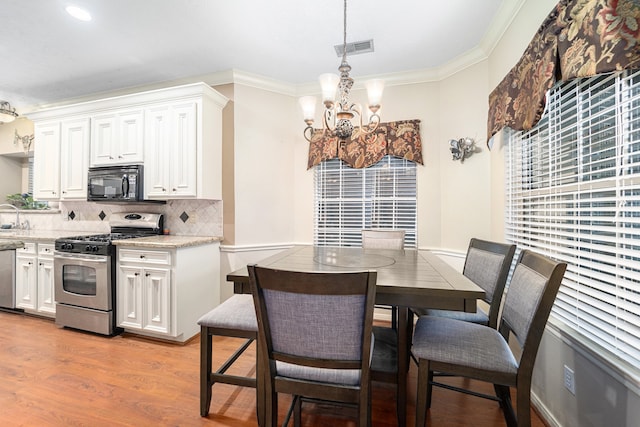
87 164 146 202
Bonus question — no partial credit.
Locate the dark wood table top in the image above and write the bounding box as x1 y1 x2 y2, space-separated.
227 245 484 312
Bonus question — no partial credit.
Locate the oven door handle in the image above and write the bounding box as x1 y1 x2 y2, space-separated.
54 253 109 263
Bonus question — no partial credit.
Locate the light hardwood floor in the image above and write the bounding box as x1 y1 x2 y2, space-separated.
0 311 547 426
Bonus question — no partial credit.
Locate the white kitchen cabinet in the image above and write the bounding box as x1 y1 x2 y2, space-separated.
36 244 56 315
28 82 228 201
33 117 90 201
15 243 37 311
15 242 55 317
33 122 61 200
116 242 219 342
91 108 144 166
60 117 90 199
118 248 172 336
144 102 198 198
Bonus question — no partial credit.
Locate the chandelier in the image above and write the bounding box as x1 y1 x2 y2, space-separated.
0 101 18 124
299 0 383 143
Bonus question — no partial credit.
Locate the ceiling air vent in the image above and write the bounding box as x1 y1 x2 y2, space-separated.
334 39 374 57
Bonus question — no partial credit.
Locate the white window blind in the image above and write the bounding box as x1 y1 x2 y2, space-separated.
314 155 417 247
506 69 640 368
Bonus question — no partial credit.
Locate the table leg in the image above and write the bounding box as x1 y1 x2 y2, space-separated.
397 306 409 426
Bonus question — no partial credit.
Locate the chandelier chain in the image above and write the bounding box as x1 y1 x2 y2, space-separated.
342 0 347 63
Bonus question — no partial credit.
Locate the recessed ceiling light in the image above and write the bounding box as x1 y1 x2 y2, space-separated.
66 5 92 22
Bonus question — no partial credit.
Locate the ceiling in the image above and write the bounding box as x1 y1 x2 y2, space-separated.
1 0 519 113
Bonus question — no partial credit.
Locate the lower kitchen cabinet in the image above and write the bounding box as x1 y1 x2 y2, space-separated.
116 242 219 342
15 242 55 317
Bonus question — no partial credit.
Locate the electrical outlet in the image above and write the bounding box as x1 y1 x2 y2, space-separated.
564 365 576 395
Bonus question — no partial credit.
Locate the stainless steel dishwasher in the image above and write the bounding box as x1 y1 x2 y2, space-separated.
0 240 23 309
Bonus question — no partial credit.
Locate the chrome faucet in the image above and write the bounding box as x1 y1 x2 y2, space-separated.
0 204 20 229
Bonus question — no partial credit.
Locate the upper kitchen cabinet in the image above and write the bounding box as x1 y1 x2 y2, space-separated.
144 86 227 200
32 121 61 200
91 108 144 166
145 102 197 198
27 82 228 202
60 117 90 199
32 116 90 201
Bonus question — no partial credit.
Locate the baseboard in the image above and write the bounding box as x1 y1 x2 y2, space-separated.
531 391 562 427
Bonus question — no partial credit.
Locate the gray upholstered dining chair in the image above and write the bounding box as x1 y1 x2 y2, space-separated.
197 294 259 418
362 229 405 329
412 238 516 329
411 250 567 427
248 264 377 427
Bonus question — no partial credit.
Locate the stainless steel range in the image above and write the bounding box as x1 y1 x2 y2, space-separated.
54 213 164 335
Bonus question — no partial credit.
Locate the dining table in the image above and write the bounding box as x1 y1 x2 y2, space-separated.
226 245 485 426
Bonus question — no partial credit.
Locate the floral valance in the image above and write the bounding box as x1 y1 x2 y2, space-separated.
307 119 423 169
487 0 640 141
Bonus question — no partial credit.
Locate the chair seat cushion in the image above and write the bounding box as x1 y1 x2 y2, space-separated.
411 316 518 375
197 294 257 331
412 307 489 325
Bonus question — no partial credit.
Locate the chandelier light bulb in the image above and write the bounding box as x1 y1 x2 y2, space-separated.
365 79 385 107
298 96 317 121
319 73 340 105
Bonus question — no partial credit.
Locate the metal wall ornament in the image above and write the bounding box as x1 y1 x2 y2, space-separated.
449 137 479 163
14 129 34 154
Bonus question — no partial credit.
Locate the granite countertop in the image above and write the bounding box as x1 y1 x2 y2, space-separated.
0 239 25 250
0 229 104 242
112 235 223 249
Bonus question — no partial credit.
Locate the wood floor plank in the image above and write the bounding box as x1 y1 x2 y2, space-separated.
0 311 547 426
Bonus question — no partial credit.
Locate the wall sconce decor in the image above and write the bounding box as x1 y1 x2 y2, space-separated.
449 137 479 163
14 129 34 154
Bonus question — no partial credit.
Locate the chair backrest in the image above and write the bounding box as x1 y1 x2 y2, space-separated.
248 265 377 386
361 229 405 250
499 250 566 377
462 238 516 328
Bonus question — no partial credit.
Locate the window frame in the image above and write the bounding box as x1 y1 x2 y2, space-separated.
506 69 640 372
313 155 417 248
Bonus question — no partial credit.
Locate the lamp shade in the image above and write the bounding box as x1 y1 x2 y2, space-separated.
319 73 340 103
298 96 317 121
365 79 384 106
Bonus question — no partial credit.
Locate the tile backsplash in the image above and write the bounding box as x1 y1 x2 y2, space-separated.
1 199 223 237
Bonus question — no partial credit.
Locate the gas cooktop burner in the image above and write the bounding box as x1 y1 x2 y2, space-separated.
62 233 145 243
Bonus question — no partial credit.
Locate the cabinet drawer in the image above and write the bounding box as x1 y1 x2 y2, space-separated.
118 248 171 266
16 242 36 254
38 243 55 257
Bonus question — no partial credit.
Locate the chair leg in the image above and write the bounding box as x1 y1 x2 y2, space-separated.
494 384 517 427
294 396 302 427
426 369 434 409
200 328 213 417
516 384 532 427
415 359 430 427
391 306 398 330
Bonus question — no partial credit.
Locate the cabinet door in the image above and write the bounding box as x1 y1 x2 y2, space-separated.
142 267 171 334
117 109 144 164
91 114 117 166
117 265 143 329
60 117 90 199
91 110 144 166
169 102 197 197
144 105 171 198
37 257 56 315
33 122 61 200
15 255 37 310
